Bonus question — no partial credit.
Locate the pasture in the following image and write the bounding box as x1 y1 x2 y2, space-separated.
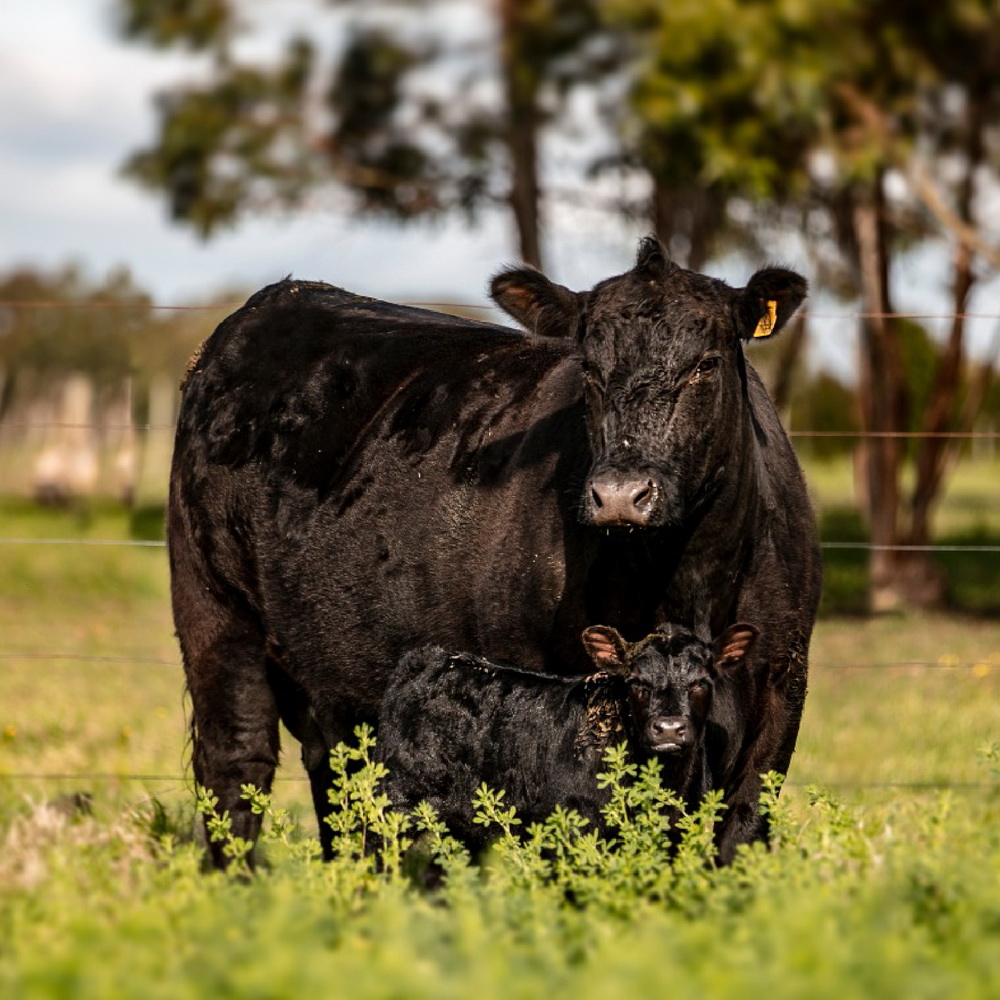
1 458 999 997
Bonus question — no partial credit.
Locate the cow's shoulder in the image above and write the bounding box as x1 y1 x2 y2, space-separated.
175 279 579 480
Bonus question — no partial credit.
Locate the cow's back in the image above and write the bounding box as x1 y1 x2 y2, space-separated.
169 282 595 728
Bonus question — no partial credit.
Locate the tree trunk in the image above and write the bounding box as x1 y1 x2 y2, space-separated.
499 0 543 268
770 314 807 414
651 176 718 272
902 85 988 608
851 174 910 612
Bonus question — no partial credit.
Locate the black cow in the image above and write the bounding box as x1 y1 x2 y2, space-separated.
378 623 759 846
169 236 821 868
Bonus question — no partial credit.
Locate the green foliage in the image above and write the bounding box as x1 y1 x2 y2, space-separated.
788 372 860 460
116 0 233 51
324 723 414 879
814 499 1000 616
0 267 145 395
0 265 219 416
113 0 602 239
604 0 826 195
4 726 1000 998
123 41 316 235
325 28 440 218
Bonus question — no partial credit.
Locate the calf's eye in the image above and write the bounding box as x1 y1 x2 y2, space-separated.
689 680 711 703
630 684 651 706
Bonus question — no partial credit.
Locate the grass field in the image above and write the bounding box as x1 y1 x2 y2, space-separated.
1 465 998 997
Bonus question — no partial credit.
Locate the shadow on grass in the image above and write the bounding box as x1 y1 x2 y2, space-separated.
129 504 166 542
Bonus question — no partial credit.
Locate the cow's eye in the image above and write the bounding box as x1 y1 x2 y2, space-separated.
692 356 721 379
625 380 653 404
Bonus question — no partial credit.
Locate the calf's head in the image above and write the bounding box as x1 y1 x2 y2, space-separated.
582 622 759 754
491 237 806 529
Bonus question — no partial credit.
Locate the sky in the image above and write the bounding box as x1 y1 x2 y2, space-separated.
2 1 999 382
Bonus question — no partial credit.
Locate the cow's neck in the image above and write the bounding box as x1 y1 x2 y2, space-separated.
664 414 762 638
586 420 762 643
679 462 759 637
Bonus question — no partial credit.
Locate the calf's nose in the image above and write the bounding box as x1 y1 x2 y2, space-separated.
588 472 657 527
648 717 688 752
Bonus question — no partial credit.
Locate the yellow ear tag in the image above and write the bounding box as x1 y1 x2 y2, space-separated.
752 299 778 338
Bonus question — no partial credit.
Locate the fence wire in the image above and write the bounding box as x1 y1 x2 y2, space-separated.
5 297 1000 321
5 420 1000 439
1 653 996 671
2 294 997 796
0 772 994 791
2 538 999 554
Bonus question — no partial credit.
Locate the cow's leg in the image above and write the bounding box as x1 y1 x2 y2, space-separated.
171 533 278 868
180 609 279 870
715 668 806 864
300 704 367 861
301 732 337 859
262 654 362 860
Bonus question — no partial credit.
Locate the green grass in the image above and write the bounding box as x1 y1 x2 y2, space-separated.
1 735 999 999
1 491 999 998
800 453 1000 538
799 456 1000 614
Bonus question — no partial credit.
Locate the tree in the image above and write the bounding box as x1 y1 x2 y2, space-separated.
597 0 825 268
605 0 1000 610
116 0 602 269
822 1 1000 609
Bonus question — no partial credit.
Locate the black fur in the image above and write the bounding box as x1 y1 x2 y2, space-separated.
377 624 756 847
169 241 821 867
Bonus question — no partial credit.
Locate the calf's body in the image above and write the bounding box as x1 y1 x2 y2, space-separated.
377 625 758 845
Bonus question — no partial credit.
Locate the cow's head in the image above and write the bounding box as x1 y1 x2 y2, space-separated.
491 237 806 529
582 622 759 754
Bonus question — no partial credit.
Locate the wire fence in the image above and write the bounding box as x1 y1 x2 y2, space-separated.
1 652 997 671
4 297 1000 321
1 297 997 797
1 772 994 791
4 421 1000 439
3 537 1000 555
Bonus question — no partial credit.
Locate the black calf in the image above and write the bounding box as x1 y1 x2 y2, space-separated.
377 623 758 848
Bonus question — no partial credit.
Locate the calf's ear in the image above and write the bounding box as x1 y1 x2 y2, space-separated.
490 267 581 339
713 623 760 671
734 267 807 341
581 625 630 673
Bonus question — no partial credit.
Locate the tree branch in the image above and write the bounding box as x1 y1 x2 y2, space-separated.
834 81 1000 272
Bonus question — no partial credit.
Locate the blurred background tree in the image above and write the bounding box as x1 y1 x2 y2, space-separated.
5 0 993 610
116 0 607 269
0 266 215 505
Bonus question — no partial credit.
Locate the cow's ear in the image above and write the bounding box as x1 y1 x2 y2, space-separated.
581 625 630 673
490 267 581 338
713 623 760 671
734 268 807 341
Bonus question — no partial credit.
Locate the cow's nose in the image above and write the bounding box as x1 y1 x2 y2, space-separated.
648 717 688 752
588 472 657 526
